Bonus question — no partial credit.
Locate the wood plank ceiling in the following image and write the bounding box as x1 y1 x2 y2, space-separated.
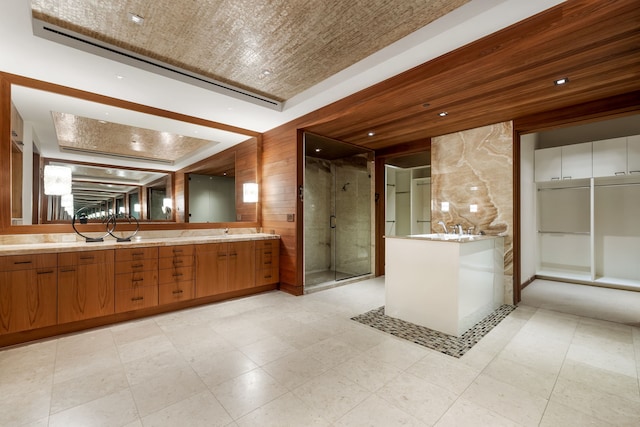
303 0 640 151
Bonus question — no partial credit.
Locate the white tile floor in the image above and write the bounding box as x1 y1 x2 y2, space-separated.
1 277 639 426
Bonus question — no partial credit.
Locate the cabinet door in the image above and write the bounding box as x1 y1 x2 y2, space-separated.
0 268 57 334
228 241 255 291
628 135 640 175
195 243 228 297
58 259 115 323
534 147 561 182
593 137 627 177
561 142 592 180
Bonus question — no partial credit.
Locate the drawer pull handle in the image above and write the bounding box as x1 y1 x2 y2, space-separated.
14 260 32 265
60 268 76 273
173 260 184 264
132 279 143 284
132 264 143 268
172 273 183 277
80 256 95 260
264 261 272 265
264 274 272 279
37 270 54 275
131 296 144 302
615 171 626 176
217 254 227 259
173 249 183 253
630 170 640 174
172 289 184 294
132 252 144 256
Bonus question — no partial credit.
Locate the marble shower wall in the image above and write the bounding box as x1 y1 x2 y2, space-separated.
431 121 514 303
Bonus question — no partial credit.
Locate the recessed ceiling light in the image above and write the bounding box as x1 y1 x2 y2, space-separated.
315 148 322 152
439 111 448 117
368 131 375 137
128 13 144 25
115 74 124 79
259 69 272 79
554 77 569 85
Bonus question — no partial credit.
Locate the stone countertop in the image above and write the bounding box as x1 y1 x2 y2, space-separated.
384 233 503 243
0 233 280 256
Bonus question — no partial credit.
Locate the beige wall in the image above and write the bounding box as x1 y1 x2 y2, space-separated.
431 121 514 302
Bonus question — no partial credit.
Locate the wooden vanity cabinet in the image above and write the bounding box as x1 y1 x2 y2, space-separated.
58 250 115 323
195 240 256 297
158 245 194 305
115 247 159 313
0 253 57 334
256 240 279 286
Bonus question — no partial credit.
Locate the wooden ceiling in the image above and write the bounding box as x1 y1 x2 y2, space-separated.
302 0 640 151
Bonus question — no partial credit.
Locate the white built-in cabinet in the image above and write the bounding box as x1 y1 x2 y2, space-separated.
534 142 592 182
534 134 640 290
385 165 430 236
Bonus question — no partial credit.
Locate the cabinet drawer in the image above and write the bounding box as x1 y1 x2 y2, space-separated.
159 282 194 305
255 240 278 252
58 250 113 267
115 258 158 274
162 255 194 269
115 247 158 262
256 248 279 269
115 285 158 313
159 266 194 284
256 267 279 286
0 253 57 272
159 245 194 258
115 269 159 291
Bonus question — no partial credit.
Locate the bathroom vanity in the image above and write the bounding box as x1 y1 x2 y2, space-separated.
385 234 504 336
0 232 279 347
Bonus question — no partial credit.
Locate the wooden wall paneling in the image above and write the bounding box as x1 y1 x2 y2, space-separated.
261 124 301 294
235 137 258 222
0 78 11 231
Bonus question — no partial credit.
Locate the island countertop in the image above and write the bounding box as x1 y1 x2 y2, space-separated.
385 233 502 243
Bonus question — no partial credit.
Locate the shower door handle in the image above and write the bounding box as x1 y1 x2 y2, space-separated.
330 215 337 229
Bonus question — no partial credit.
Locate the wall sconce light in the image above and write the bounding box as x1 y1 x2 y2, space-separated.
243 183 259 203
470 204 478 213
134 203 141 213
441 201 450 212
43 165 72 195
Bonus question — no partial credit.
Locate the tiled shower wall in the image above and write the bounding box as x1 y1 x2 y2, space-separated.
431 121 514 303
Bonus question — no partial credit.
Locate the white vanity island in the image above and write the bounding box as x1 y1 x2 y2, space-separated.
385 234 504 337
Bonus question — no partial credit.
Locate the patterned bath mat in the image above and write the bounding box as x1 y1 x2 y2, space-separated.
351 305 516 358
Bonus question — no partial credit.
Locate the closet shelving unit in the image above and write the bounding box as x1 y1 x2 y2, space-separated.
535 135 640 290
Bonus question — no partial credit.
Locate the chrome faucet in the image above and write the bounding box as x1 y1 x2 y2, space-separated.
456 224 463 235
437 221 448 234
224 227 229 235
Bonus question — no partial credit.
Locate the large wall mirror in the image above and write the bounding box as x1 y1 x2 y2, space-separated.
1 72 260 233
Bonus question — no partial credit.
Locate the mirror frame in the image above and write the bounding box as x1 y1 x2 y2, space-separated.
0 71 261 235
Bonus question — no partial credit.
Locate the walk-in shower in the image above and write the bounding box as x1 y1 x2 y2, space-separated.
303 133 373 291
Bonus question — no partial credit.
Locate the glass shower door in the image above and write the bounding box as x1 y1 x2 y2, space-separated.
333 154 371 281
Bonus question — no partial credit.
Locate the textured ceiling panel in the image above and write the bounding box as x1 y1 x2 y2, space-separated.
31 0 469 101
52 112 214 163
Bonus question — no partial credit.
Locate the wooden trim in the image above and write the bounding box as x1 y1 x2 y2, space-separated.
0 77 11 231
279 281 303 296
512 127 522 304
520 275 536 291
0 284 277 348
